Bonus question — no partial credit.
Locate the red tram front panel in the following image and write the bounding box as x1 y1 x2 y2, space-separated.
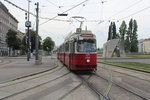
69 53 97 70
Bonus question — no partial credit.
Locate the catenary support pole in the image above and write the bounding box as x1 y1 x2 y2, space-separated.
35 2 39 63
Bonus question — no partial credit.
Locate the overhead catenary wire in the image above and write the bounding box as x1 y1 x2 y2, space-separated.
104 0 143 21
3 0 69 22
119 6 150 20
45 0 64 12
4 0 149 24
76 1 88 15
39 0 89 26
45 0 59 8
97 0 143 25
3 0 105 23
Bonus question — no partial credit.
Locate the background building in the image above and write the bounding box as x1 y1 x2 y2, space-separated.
0 1 18 56
138 39 144 53
17 30 25 41
143 38 150 53
138 38 150 53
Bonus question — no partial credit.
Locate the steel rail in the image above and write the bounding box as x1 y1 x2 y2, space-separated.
93 72 149 100
0 69 70 100
98 63 150 82
77 74 110 100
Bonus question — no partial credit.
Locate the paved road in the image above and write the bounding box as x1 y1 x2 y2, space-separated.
98 58 150 64
0 56 149 100
0 56 56 83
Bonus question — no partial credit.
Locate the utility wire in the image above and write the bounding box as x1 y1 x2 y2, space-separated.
45 0 64 12
4 0 35 16
3 0 71 22
45 0 59 8
99 0 143 24
119 6 150 20
3 0 107 23
39 0 89 26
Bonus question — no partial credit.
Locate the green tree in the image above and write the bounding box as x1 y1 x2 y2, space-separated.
6 29 17 50
112 22 117 39
125 19 138 52
43 37 55 54
130 20 138 52
119 21 127 40
22 36 27 51
125 35 130 52
107 22 112 41
22 29 42 53
30 30 36 52
108 22 118 40
14 38 21 50
6 29 21 55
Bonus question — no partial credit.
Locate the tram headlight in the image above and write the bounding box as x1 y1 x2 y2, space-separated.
87 59 90 63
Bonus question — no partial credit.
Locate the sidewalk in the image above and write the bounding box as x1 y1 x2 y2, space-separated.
0 56 83 100
0 56 57 84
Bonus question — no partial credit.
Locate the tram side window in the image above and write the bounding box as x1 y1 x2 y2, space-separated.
65 43 69 52
70 42 74 53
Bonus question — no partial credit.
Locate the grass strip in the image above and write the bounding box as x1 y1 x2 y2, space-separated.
127 55 150 59
99 61 150 72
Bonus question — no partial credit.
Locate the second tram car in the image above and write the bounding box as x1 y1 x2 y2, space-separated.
57 28 97 71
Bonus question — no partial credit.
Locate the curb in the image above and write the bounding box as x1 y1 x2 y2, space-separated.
98 62 150 73
97 57 150 59
0 61 59 85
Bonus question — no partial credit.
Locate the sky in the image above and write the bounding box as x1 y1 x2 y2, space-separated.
1 0 150 48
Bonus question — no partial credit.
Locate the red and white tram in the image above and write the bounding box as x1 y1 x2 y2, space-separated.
57 28 97 71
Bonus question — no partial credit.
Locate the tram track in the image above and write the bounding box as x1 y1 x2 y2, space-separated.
99 64 150 81
75 71 149 100
0 66 71 100
76 73 110 100
93 72 149 100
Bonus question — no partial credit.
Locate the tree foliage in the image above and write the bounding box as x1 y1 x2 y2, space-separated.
107 19 138 53
130 19 138 52
107 22 112 41
119 21 127 40
22 29 42 53
107 22 118 41
6 29 21 50
43 37 55 53
112 22 117 39
125 19 138 52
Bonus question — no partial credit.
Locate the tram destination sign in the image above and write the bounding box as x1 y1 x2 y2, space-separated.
81 34 93 37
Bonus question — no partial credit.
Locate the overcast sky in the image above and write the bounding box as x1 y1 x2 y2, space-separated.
2 0 150 48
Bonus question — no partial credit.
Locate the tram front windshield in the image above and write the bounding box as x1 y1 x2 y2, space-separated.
77 40 96 52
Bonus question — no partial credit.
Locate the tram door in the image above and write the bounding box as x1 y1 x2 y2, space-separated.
69 41 74 68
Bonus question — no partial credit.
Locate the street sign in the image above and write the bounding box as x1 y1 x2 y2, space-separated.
25 21 31 27
58 13 68 16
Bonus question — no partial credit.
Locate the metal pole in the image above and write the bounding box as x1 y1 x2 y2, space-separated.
27 27 30 61
35 2 39 61
27 0 31 61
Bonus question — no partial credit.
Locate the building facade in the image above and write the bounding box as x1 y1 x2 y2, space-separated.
138 38 150 53
0 1 18 56
17 30 25 41
143 39 150 53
